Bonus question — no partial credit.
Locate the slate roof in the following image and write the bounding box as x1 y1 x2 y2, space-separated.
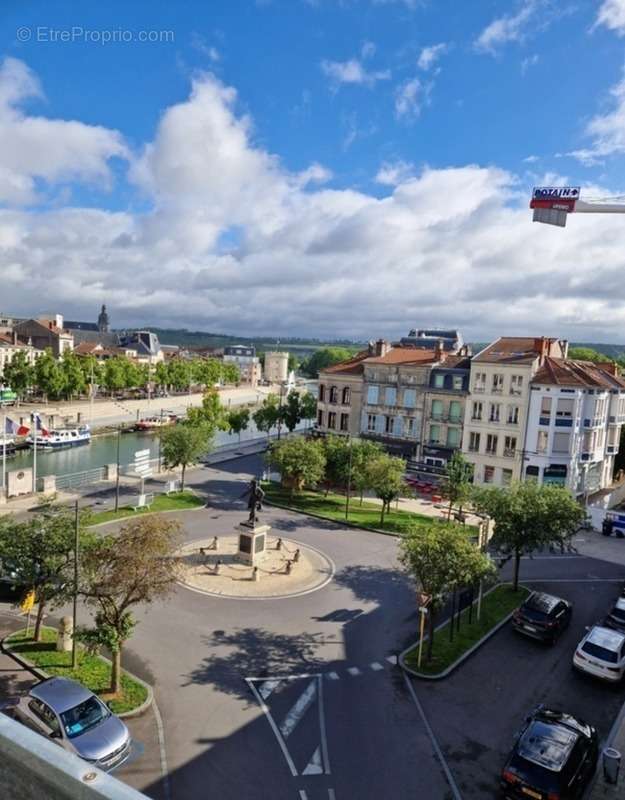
532 358 625 390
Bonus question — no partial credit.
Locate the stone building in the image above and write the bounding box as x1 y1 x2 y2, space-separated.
264 351 289 384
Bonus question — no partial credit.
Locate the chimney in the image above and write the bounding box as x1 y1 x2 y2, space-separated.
375 339 390 357
12 330 18 346
598 362 619 376
533 337 549 362
435 339 445 361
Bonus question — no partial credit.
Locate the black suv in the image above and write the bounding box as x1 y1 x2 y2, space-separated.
501 707 598 799
511 592 572 643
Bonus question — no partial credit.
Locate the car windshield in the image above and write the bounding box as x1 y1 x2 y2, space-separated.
524 594 557 616
60 696 109 739
517 721 576 772
581 641 619 663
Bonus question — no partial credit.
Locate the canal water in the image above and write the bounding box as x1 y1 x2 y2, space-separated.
4 420 296 478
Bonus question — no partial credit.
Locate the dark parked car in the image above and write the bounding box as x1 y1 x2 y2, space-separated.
604 597 625 632
501 706 598 799
511 591 572 643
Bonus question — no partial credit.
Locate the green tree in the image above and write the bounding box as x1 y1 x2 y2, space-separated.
399 522 495 661
161 423 212 489
227 407 250 443
34 349 64 400
288 353 299 373
280 391 304 433
121 358 144 390
192 358 222 389
253 394 281 441
154 361 170 389
167 358 192 391
567 347 608 363
186 388 228 433
472 481 585 591
103 357 127 394
60 350 87 400
321 435 351 495
2 350 34 404
221 362 240 385
366 453 406 524
0 509 93 642
300 391 318 427
440 452 473 521
77 516 181 695
350 439 384 505
267 437 326 497
78 355 104 396
300 347 354 378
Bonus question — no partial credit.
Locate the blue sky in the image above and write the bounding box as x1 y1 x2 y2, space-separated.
2 0 625 341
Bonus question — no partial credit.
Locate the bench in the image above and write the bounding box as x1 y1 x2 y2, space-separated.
164 480 179 495
132 493 154 512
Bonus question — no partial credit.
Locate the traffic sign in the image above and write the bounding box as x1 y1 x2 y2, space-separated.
20 590 35 613
134 448 153 478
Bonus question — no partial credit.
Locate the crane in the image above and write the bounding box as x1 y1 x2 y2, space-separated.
530 186 625 227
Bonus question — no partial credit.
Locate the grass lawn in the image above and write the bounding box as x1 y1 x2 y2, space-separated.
263 482 472 535
88 490 204 525
403 584 531 676
5 627 147 714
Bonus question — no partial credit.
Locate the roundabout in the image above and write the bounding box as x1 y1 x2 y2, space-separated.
177 533 335 599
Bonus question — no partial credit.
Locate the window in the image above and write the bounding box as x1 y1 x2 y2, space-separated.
340 413 349 431
502 469 513 486
540 396 552 425
431 399 444 420
489 403 501 422
510 375 523 395
385 387 397 406
403 388 416 408
318 385 325 402
473 372 486 392
472 401 483 420
434 374 445 388
552 432 570 454
507 405 519 424
447 427 461 447
526 465 539 481
329 386 338 403
492 373 504 393
449 400 462 423
317 410 324 426
328 412 336 429
537 430 548 453
430 424 441 443
404 417 416 437
342 387 351 405
367 385 379 404
453 375 463 390
486 434 498 455
469 431 481 452
484 465 495 484
367 414 377 432
556 398 574 418
385 416 395 434
504 436 516 457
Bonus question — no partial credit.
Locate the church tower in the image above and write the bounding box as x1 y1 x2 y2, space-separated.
97 304 109 333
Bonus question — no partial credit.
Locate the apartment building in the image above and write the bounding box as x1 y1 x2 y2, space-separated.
317 350 370 437
462 337 568 487
0 333 40 375
14 317 74 357
223 345 261 387
421 356 471 468
525 358 625 497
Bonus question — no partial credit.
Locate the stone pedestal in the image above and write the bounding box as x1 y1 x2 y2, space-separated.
104 463 118 481
57 616 73 652
237 524 270 566
41 475 56 494
7 468 32 498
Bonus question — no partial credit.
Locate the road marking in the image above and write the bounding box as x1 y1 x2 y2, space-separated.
151 698 171 800
386 655 398 665
403 672 463 800
302 746 323 775
247 679 298 777
280 680 317 738
299 791 308 800
347 667 361 676
328 789 336 800
369 662 384 671
318 673 331 775
523 578 624 583
326 671 340 680
259 679 282 699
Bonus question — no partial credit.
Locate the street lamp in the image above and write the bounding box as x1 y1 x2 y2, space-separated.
72 499 80 669
114 424 122 512
345 435 353 520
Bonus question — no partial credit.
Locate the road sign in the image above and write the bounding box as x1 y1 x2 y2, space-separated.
134 448 153 479
20 590 35 613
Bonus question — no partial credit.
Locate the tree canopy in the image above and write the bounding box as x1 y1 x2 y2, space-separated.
366 452 407 524
300 347 355 378
439 451 473 521
267 437 326 496
161 423 212 489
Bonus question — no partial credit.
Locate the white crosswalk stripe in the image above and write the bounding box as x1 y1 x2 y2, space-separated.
326 671 340 680
347 667 361 676
279 679 317 738
386 655 398 665
369 661 384 671
258 679 282 699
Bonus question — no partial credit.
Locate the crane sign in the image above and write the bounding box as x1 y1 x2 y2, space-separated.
530 186 625 227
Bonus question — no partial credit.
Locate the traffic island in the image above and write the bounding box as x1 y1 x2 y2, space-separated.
87 489 204 526
3 627 150 717
401 584 530 679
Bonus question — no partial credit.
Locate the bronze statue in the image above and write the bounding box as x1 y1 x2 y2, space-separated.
242 478 265 526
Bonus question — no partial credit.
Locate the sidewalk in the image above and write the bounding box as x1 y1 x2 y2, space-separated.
589 704 625 799
572 529 625 567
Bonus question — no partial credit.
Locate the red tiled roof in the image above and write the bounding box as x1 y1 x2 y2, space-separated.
532 358 625 389
320 349 371 376
474 337 566 364
0 334 28 348
365 347 437 365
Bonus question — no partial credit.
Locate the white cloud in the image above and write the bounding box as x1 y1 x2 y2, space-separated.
0 57 128 205
361 41 376 60
567 65 625 164
320 58 391 88
375 160 415 185
6 59 625 343
417 43 447 71
595 0 625 35
523 155 540 164
395 77 429 119
521 54 539 74
475 3 539 54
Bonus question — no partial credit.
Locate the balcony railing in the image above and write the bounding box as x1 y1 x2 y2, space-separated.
554 417 572 427
492 387 504 394
473 385 486 393
503 448 516 458
507 418 519 425
448 416 462 425
539 416 550 426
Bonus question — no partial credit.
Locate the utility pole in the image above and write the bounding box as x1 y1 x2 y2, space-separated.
72 499 79 669
345 436 353 520
114 425 122 512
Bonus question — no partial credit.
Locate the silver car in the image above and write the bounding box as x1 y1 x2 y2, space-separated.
573 625 625 682
9 677 131 771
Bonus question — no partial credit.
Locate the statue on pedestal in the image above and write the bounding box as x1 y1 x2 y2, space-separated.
242 478 265 527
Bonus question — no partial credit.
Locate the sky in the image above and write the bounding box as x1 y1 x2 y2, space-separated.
2 0 625 343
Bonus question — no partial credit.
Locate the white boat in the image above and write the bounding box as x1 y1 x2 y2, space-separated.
28 425 91 450
0 434 16 454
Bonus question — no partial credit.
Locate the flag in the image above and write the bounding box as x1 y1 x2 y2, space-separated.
4 417 18 435
32 413 49 437
16 425 29 436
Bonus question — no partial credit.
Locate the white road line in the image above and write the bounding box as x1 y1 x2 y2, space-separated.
280 680 317 738
370 662 384 671
299 791 308 800
247 679 298 777
302 746 323 775
523 578 624 583
347 667 361 676
318 674 331 776
386 655 398 665
403 673 463 800
326 671 340 680
259 679 282 700
151 698 171 800
328 789 336 800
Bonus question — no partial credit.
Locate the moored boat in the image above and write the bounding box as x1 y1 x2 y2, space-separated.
27 425 91 449
134 415 177 432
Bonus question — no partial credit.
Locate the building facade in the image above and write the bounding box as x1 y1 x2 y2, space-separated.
264 351 289 384
317 351 368 437
525 358 625 497
421 357 471 468
462 337 568 487
14 318 74 357
0 333 40 374
223 345 261 387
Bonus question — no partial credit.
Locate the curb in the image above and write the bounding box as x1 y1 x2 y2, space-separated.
399 583 528 680
1 633 153 719
87 488 207 529
263 497 401 538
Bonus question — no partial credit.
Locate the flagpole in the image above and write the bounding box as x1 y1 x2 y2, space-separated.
32 412 37 495
2 412 6 500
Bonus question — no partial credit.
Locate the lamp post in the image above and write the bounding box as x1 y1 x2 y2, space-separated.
345 435 353 520
114 425 121 512
277 383 285 441
72 499 80 669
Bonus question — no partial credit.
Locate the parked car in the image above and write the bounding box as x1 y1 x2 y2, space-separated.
573 625 625 682
7 677 131 772
501 706 598 799
511 591 572 643
604 597 625 632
